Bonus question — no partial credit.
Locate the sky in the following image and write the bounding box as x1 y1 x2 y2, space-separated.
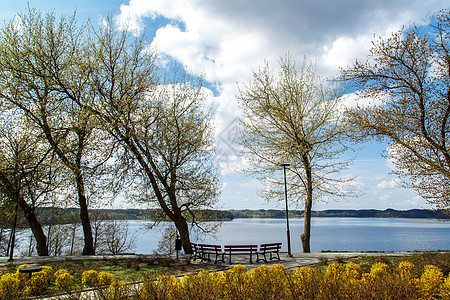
2 0 449 211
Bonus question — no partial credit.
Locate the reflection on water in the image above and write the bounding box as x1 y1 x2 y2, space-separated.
131 218 450 254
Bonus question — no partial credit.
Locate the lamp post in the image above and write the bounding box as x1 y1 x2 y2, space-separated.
281 163 293 257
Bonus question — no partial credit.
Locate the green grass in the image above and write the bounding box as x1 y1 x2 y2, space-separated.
1 256 224 291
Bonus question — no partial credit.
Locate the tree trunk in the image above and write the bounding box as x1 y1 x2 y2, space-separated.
300 154 313 253
21 198 49 256
76 173 95 255
173 215 192 254
0 171 49 256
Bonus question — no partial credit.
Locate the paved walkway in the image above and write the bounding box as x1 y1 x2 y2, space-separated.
0 251 414 269
190 251 415 270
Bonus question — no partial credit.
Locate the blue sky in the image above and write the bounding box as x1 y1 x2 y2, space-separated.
2 0 449 211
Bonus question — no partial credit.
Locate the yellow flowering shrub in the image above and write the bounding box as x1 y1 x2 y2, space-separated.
81 270 99 287
106 280 127 300
180 269 222 299
139 261 450 299
247 265 272 299
369 262 391 278
345 262 362 280
139 280 158 299
156 274 180 299
41 266 53 280
15 264 31 288
25 272 49 295
221 264 253 299
54 269 74 291
419 265 444 299
98 271 114 286
441 275 450 300
398 261 417 281
292 266 320 299
0 273 21 299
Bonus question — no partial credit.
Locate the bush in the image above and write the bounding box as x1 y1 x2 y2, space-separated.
137 261 450 300
54 269 74 291
0 273 22 299
98 271 114 286
81 270 99 287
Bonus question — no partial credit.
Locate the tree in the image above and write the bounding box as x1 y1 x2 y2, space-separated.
0 8 117 255
340 10 450 211
0 112 57 256
238 55 354 252
80 17 221 254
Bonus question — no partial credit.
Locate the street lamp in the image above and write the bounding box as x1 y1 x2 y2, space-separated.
281 163 293 257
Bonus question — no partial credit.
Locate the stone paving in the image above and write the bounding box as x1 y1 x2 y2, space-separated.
190 251 415 270
0 251 414 269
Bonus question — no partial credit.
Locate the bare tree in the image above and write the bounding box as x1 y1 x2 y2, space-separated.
102 220 136 255
79 17 221 254
0 8 118 255
238 55 354 252
0 112 59 256
340 10 450 212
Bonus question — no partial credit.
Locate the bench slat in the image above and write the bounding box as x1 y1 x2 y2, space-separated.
257 243 282 263
197 244 224 264
225 245 257 264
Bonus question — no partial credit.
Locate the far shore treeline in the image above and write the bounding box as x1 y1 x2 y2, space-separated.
18 208 448 227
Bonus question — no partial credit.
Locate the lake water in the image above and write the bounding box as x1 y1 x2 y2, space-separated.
130 217 450 254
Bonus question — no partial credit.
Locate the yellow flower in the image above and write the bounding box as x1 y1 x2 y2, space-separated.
98 271 114 286
26 272 49 295
54 269 74 291
106 280 127 300
370 262 390 278
0 273 20 298
345 262 362 280
82 270 99 287
419 265 443 299
398 261 417 281
441 275 450 300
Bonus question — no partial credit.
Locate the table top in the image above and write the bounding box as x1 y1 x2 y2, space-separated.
18 266 43 273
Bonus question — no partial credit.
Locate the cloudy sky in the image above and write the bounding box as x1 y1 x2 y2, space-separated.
3 0 449 211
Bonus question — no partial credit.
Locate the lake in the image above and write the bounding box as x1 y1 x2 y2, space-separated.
130 217 450 254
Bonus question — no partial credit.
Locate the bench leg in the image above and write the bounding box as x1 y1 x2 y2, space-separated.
214 253 225 264
269 251 281 261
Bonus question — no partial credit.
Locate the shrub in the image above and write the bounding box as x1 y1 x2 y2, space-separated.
15 264 30 288
106 280 127 300
292 266 320 299
419 265 444 299
54 269 74 291
81 270 99 287
398 261 417 281
25 272 49 295
0 273 22 299
98 271 114 286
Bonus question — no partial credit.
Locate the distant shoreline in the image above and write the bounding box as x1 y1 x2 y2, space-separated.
33 208 450 225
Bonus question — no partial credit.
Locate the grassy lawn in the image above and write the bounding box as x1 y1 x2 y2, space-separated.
0 256 224 293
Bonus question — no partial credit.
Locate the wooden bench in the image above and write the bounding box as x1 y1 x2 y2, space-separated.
224 244 257 264
198 244 225 264
189 242 202 261
256 242 282 263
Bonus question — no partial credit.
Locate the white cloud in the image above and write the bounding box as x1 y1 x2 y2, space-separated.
394 195 427 209
116 0 449 209
377 179 402 189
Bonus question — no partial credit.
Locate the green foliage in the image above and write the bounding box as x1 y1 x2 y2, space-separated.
341 9 450 211
140 262 450 299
